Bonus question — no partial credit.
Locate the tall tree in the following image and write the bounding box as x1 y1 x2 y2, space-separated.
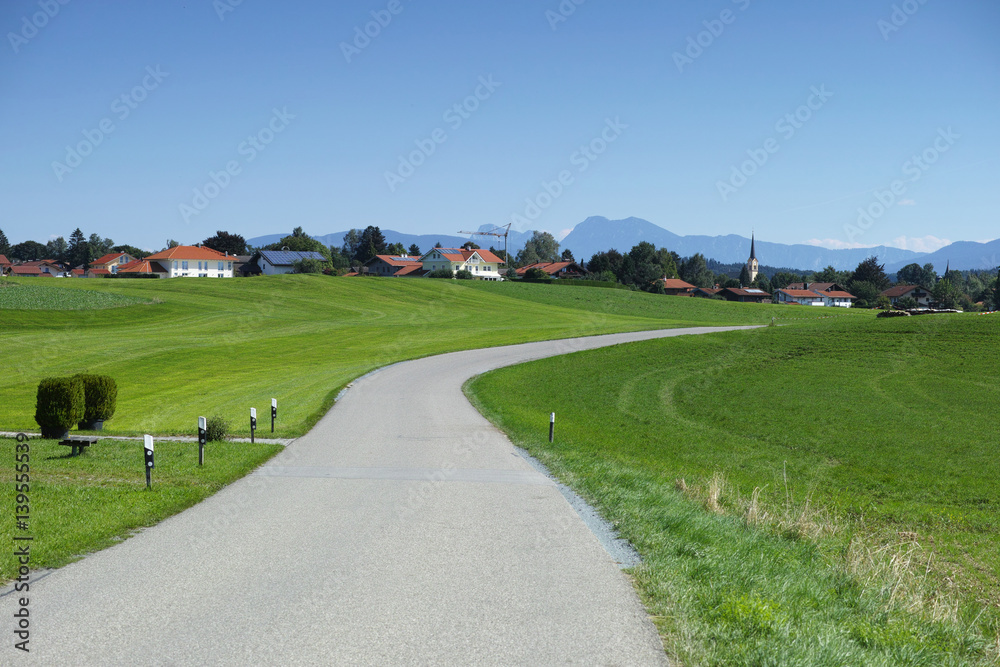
811 265 849 284
849 256 889 291
202 231 247 255
46 237 68 262
516 231 560 266
461 241 480 250
356 226 387 263
265 233 332 262
386 242 407 256
0 228 10 257
341 229 363 260
166 239 180 249
587 249 623 277
292 226 306 238
771 272 800 289
561 248 575 262
88 234 115 260
656 248 678 279
680 253 714 288
993 268 1000 311
68 228 89 267
932 279 959 309
113 245 149 260
408 243 422 257
738 265 752 287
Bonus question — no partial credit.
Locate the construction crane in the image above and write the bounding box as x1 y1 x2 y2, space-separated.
456 223 512 268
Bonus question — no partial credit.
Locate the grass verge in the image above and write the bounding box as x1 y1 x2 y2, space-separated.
465 314 999 666
0 436 282 582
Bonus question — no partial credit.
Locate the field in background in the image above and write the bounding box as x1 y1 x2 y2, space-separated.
467 314 1000 666
0 275 844 437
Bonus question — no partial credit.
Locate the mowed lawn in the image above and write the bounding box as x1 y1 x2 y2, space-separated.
0 275 837 438
467 314 1000 666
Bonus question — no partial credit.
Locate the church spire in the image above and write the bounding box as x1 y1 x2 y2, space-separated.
750 232 756 261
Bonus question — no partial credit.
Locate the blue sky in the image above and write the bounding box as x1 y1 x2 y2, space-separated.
2 0 997 253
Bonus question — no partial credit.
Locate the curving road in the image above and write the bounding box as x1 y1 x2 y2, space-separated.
2 326 754 665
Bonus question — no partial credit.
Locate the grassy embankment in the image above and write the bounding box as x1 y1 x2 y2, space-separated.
467 314 1000 666
0 276 837 581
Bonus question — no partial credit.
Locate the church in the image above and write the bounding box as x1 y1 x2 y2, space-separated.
746 232 759 283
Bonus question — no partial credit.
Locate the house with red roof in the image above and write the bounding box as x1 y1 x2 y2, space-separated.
775 289 826 306
514 262 585 279
364 255 425 277
420 248 505 281
90 252 138 274
660 278 696 296
881 284 932 307
718 287 772 303
117 259 170 278
144 246 235 278
692 287 723 299
0 255 11 276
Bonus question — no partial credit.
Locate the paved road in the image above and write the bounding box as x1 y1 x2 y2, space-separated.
2 326 754 665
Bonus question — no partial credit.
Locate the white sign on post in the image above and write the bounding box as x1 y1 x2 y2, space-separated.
198 416 207 431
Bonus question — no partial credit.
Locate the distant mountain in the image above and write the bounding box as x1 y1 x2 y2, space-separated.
884 240 1000 274
560 217 926 272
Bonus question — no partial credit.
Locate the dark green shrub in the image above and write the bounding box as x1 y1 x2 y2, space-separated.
427 268 455 279
35 377 84 436
523 268 551 282
455 269 473 280
205 415 229 442
74 374 117 423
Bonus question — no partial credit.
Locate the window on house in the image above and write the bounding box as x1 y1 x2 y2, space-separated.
218 262 224 271
182 261 188 270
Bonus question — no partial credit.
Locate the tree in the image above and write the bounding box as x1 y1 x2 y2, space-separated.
113 245 149 259
166 239 180 249
341 230 363 261
896 263 925 286
679 253 714 288
46 237 68 262
738 265 752 287
434 241 443 248
849 257 889 291
771 272 800 289
408 243 422 257
9 240 47 261
455 269 473 280
427 268 454 279
202 231 247 256
994 269 1000 311
292 226 307 238
523 267 550 282
656 248 678 279
355 226 387 264
88 234 114 260
461 241 480 250
561 248 575 262
752 273 772 294
811 265 849 284
932 279 959 309
850 281 880 308
0 228 10 257
328 246 351 271
517 231 560 266
265 232 332 263
68 228 89 268
587 249 623 277
292 258 325 274
386 242 407 256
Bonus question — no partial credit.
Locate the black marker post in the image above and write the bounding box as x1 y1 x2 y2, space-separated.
271 398 277 433
143 435 155 489
250 408 257 444
198 416 207 466
549 412 555 443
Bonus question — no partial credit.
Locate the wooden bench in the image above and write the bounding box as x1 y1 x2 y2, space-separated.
58 437 98 456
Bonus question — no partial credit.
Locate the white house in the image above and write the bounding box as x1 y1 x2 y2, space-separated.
258 250 328 275
819 290 857 308
881 285 933 307
775 289 826 306
420 248 505 281
144 246 235 278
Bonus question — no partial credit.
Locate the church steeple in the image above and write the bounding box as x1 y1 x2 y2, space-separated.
746 231 759 283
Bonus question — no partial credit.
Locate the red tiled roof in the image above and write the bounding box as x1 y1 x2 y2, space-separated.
118 260 168 274
0 255 10 266
662 279 696 290
395 264 425 276
146 245 231 261
779 289 824 298
87 268 111 275
695 287 722 295
824 291 856 299
11 266 42 275
92 253 129 266
881 285 922 298
431 248 506 265
787 282 838 292
372 255 423 268
71 268 85 276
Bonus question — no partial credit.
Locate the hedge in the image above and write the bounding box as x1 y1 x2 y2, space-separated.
35 377 85 435
73 374 118 423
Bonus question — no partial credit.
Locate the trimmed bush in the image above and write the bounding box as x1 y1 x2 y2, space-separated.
427 268 455 279
73 374 118 426
455 269 473 280
35 376 84 438
205 415 229 442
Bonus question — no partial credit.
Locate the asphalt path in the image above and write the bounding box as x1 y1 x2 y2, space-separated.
2 326 755 665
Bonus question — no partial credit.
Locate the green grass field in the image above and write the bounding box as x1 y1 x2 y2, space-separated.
466 314 1000 665
0 275 841 438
